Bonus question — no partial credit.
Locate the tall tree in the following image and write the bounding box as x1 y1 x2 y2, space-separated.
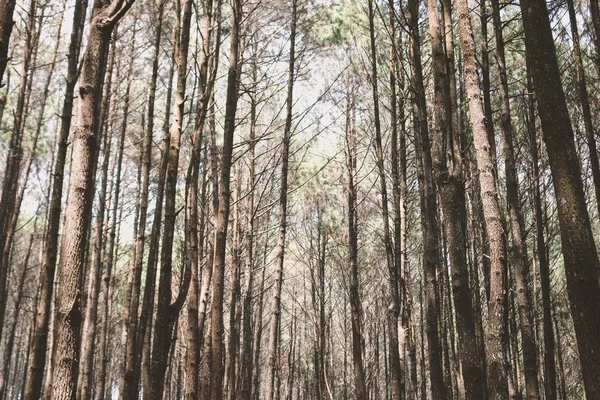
520 0 600 397
149 0 193 395
209 0 242 398
452 0 509 397
184 0 215 396
264 2 296 399
427 0 486 397
366 1 403 397
345 79 367 400
0 0 39 340
490 0 541 397
50 0 134 396
23 0 88 395
565 0 600 219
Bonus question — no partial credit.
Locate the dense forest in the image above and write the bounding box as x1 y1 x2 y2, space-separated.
0 0 600 398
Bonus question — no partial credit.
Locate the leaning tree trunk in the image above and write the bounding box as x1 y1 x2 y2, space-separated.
452 0 509 398
520 0 600 397
50 0 134 398
264 2 295 399
490 1 541 398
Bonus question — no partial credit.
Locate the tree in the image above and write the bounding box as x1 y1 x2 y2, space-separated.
520 0 600 397
265 2 296 398
452 0 509 397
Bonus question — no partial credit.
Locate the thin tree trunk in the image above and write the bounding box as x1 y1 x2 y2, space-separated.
95 51 131 400
209 0 242 397
149 0 194 395
0 0 39 340
366 1 403 397
525 62 557 400
0 229 35 399
184 0 215 396
566 0 600 220
118 3 165 398
264 3 296 399
490 1 541 398
345 81 367 400
239 41 258 400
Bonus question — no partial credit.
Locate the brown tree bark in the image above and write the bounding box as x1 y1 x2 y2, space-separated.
23 0 88 395
565 0 600 220
209 0 242 397
520 0 600 397
524 62 557 400
95 48 132 400
149 0 193 396
0 229 35 399
49 0 134 397
427 0 486 398
137 21 176 400
0 0 15 86
452 0 509 398
264 2 296 399
77 39 117 400
184 0 215 396
490 1 541 398
365 1 403 397
345 81 367 400
239 40 258 400
0 0 39 341
408 1 447 399
118 3 164 399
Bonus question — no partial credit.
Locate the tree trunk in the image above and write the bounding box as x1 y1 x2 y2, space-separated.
490 1 541 398
520 0 600 397
0 0 15 86
565 0 600 220
50 0 134 397
525 61 557 400
149 0 194 396
184 0 215 397
118 3 164 398
345 81 367 400
427 0 486 397
0 0 39 341
366 1 403 397
264 2 295 399
209 0 242 397
23 0 88 395
239 40 258 400
452 0 509 398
